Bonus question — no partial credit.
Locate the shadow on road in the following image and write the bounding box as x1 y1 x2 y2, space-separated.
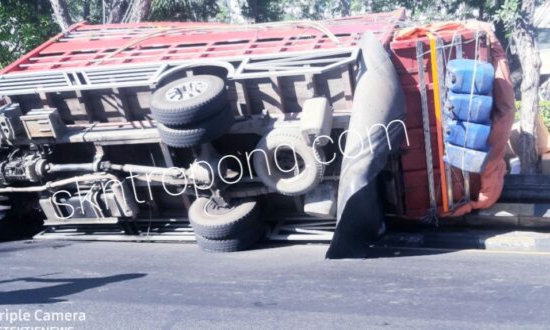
0 273 146 304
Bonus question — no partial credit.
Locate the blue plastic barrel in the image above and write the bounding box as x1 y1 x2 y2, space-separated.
446 59 495 95
444 144 489 173
445 120 491 151
445 91 493 124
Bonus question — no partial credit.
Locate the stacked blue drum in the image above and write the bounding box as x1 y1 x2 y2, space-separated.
443 59 495 173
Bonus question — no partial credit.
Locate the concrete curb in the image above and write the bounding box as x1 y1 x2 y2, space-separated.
379 229 550 252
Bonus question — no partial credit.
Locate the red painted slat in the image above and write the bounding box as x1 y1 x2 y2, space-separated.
1 10 403 74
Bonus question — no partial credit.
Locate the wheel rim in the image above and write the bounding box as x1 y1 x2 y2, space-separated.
203 199 237 216
274 147 305 178
166 80 209 102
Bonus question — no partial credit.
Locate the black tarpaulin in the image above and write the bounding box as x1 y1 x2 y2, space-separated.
326 32 406 259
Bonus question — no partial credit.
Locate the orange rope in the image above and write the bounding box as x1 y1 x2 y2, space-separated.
427 32 449 213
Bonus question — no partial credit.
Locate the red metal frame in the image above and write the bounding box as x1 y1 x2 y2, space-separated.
1 9 405 75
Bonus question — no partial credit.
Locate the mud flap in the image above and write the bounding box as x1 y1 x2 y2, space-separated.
326 32 406 259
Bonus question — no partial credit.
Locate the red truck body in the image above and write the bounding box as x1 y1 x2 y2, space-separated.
0 10 494 246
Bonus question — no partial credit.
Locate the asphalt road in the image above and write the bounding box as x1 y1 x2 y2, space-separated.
1 240 550 329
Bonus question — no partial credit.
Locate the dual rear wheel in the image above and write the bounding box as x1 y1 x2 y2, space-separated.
151 75 234 148
188 197 265 252
152 75 265 252
152 75 324 252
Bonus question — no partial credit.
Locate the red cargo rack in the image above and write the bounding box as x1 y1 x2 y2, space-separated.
0 10 405 100
1 10 404 75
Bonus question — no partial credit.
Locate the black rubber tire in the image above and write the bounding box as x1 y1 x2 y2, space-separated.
157 106 235 148
253 129 325 196
189 197 261 239
195 224 266 253
150 75 228 125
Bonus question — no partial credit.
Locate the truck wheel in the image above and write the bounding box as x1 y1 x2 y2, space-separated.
195 224 266 253
189 197 261 239
157 106 234 148
253 129 325 196
150 75 227 125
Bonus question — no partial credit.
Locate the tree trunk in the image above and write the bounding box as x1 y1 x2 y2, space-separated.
228 0 246 24
515 0 542 174
340 0 351 16
478 5 484 20
83 0 91 21
252 0 258 23
108 0 128 23
126 0 152 22
49 0 72 31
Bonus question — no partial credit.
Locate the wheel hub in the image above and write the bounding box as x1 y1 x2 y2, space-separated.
166 80 209 102
275 148 304 177
204 199 236 216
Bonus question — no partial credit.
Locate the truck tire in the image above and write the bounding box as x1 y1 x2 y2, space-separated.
195 224 266 253
253 129 325 196
189 197 261 239
157 106 234 148
150 75 228 125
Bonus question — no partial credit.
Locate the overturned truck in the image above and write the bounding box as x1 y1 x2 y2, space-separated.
0 10 511 256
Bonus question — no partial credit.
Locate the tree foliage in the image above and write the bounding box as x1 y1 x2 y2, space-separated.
0 0 59 68
150 0 219 22
242 0 283 22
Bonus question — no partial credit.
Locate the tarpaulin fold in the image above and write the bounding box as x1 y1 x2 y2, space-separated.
326 32 406 259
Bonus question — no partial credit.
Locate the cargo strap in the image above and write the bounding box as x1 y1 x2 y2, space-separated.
415 41 437 215
451 33 471 202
